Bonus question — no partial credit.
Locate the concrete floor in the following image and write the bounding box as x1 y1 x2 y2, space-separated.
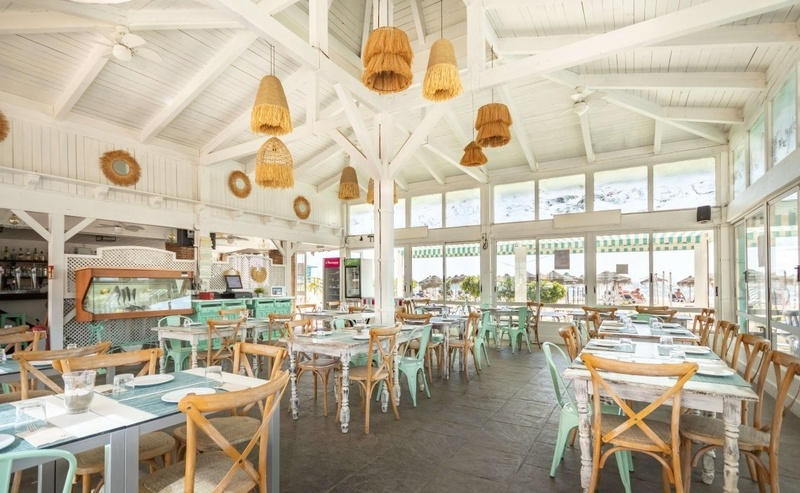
279 346 800 493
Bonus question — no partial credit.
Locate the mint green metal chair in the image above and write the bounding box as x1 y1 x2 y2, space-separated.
158 315 194 371
542 342 632 492
500 306 532 353
0 449 77 493
474 315 491 369
397 324 432 407
480 311 499 348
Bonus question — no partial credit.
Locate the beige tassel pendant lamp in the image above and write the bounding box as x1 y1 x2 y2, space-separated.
366 178 399 204
422 1 462 102
255 137 294 189
475 49 512 148
460 141 487 167
362 0 414 94
251 45 292 136
338 165 361 200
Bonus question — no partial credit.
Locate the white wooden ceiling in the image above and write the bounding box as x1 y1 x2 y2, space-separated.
1 0 799 193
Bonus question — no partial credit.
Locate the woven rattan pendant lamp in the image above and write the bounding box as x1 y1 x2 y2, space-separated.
255 137 294 189
475 50 512 148
461 95 487 166
422 1 462 102
362 0 413 94
366 178 398 204
251 45 292 136
338 165 360 200
0 110 8 143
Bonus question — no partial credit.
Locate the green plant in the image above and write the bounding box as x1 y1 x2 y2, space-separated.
461 275 481 300
253 286 265 295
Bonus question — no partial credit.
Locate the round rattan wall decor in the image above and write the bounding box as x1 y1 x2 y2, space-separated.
0 110 8 143
100 150 141 187
250 266 267 283
228 170 251 199
293 196 311 220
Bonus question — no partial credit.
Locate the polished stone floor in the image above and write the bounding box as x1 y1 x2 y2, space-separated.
279 346 800 493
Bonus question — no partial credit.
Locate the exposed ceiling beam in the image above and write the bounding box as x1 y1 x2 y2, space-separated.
577 72 765 91
140 32 258 144
494 23 800 55
53 45 109 120
480 0 799 89
308 0 329 54
293 144 342 174
22 0 127 25
422 144 489 184
420 160 446 185
316 172 342 193
577 112 595 163
266 0 303 15
483 0 583 8
0 12 112 34
497 86 538 172
126 9 242 30
663 107 743 124
360 0 372 57
389 104 450 176
327 129 368 168
466 0 485 90
333 84 381 177
444 110 470 145
409 0 427 47
653 120 663 155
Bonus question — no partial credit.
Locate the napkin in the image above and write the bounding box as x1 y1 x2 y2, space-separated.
18 425 74 447
221 382 248 393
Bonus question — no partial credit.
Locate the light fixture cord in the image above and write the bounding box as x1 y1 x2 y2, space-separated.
490 47 495 103
270 44 275 76
440 0 443 39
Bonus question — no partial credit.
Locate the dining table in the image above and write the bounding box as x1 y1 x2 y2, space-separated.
302 310 375 325
597 319 700 343
285 325 418 433
564 340 758 493
0 368 277 493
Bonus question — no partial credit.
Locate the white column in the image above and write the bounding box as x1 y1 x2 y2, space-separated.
480 183 493 308
374 177 395 324
514 245 527 302
695 235 710 308
48 213 65 349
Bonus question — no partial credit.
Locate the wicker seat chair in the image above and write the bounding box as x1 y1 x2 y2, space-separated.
288 318 340 416
205 316 245 369
447 312 481 381
557 325 583 360
397 311 440 382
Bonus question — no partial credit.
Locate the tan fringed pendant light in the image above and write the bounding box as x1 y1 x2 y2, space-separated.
338 166 360 200
422 2 462 102
0 110 8 143
366 178 398 204
361 0 413 94
460 141 487 166
475 102 512 147
251 46 292 136
255 137 294 189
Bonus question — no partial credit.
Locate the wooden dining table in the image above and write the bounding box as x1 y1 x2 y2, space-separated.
564 341 757 493
0 368 276 493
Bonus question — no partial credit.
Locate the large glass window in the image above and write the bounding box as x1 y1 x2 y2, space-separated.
595 166 647 213
411 245 443 300
394 198 406 229
445 243 481 302
445 189 480 227
539 237 585 305
496 240 536 303
652 231 714 309
394 247 405 298
595 234 649 306
348 203 373 236
653 158 715 211
410 193 442 228
494 181 535 223
539 174 585 219
770 191 799 353
750 114 766 184
772 73 797 166
745 210 768 336
732 141 746 199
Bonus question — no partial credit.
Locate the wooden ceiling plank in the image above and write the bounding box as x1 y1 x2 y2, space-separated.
483 0 584 8
663 107 743 124
316 172 342 192
578 111 595 163
0 12 112 34
389 103 449 176
409 0 427 47
309 0 329 54
294 144 341 174
497 85 538 172
577 72 765 91
444 110 470 144
420 160 446 185
327 129 368 167
466 0 485 90
266 0 304 15
481 0 799 89
22 0 128 25
140 31 258 144
126 9 243 30
53 45 109 120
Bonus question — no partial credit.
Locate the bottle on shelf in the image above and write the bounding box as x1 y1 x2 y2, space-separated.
32 248 38 261
9 248 16 261
24 248 31 261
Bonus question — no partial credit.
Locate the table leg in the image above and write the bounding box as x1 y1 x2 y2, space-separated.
721 398 743 493
267 405 280 493
393 343 401 407
340 355 351 433
158 335 167 374
289 350 299 420
105 428 136 492
190 341 198 369
443 331 450 379
575 379 592 493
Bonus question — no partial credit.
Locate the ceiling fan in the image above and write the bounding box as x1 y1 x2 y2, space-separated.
222 234 249 244
570 86 607 116
97 222 145 233
100 26 162 65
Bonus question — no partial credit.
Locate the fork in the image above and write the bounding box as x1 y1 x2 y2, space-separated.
27 423 40 433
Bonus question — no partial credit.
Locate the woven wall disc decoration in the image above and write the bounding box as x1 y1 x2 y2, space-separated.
460 141 487 167
228 170 252 198
250 266 268 283
475 102 512 148
293 195 311 219
99 150 141 187
0 110 8 143
255 137 294 189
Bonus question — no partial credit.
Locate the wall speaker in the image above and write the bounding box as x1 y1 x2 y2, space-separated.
696 205 711 223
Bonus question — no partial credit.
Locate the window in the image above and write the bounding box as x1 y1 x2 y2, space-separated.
539 174 585 219
595 234 649 306
595 166 647 213
445 243 481 302
394 198 406 229
410 193 442 228
538 237 585 305
653 158 715 211
411 245 443 300
494 181 534 223
772 73 797 166
348 203 373 236
652 231 714 309
750 114 766 184
732 141 746 199
496 240 536 303
394 247 405 298
445 189 480 227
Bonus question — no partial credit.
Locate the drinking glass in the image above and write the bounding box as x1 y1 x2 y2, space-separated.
204 365 223 389
62 370 96 414
649 317 657 328
618 338 633 353
15 401 47 433
659 335 674 346
112 373 134 395
668 348 686 362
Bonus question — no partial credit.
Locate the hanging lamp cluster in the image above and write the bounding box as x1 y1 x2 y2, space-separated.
252 45 294 189
338 165 361 200
366 178 398 204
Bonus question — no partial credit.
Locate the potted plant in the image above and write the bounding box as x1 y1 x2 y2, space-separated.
253 286 265 298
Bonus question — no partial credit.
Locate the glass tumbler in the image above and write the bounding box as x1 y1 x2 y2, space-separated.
15 401 47 433
63 370 96 414
204 365 223 388
113 373 135 395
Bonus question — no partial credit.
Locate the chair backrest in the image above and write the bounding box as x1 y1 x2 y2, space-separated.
634 306 676 321
581 353 698 459
54 348 162 377
586 312 602 338
285 318 313 337
179 371 289 493
233 342 287 381
0 331 41 356
296 303 316 313
516 306 529 330
480 310 494 327
14 342 112 398
699 307 715 318
0 450 77 493
0 325 28 337
405 324 432 361
751 350 800 457
527 302 543 329
219 308 248 320
348 305 367 313
158 315 194 327
729 333 770 382
558 325 582 360
396 311 431 324
327 301 340 310
268 312 295 337
206 317 245 366
464 313 480 342
691 314 715 346
542 342 577 413
711 320 738 360
636 305 669 313
366 325 400 382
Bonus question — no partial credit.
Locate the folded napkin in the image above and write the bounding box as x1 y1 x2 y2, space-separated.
18 425 74 447
604 321 623 327
220 382 248 393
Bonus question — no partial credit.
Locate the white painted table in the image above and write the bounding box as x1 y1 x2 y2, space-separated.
151 322 253 370
303 310 375 325
564 342 758 493
597 320 700 343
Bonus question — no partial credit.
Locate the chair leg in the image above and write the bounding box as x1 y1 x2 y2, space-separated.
615 452 632 493
482 341 491 366
321 370 329 417
82 474 92 493
681 437 693 493
364 382 372 434
523 332 532 353
421 367 430 398
471 346 480 375
403 369 418 407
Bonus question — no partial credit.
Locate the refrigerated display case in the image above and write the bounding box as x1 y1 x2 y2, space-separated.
323 257 341 307
344 258 374 301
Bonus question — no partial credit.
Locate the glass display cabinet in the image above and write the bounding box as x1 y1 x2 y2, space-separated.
75 267 193 322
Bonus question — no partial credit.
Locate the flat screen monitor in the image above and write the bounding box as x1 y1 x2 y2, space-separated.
224 275 243 291
271 286 286 296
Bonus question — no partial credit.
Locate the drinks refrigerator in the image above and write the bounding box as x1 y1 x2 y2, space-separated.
344 258 374 301
323 258 341 307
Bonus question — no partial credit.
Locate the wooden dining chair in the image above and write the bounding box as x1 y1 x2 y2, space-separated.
140 371 289 493
52 348 175 493
335 324 401 434
710 320 739 363
581 353 698 493
691 314 715 346
173 343 287 459
206 316 245 368
397 311 439 382
327 300 341 310
558 325 583 360
527 302 544 348
0 331 42 358
0 325 28 337
296 303 317 313
287 318 340 416
447 312 481 381
266 312 295 343
680 350 800 493
13 342 112 399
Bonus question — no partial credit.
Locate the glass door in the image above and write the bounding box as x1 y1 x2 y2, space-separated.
745 210 769 337
444 242 481 304
595 234 649 306
538 237 585 305
411 245 443 300
651 230 715 309
496 240 536 304
769 190 799 353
